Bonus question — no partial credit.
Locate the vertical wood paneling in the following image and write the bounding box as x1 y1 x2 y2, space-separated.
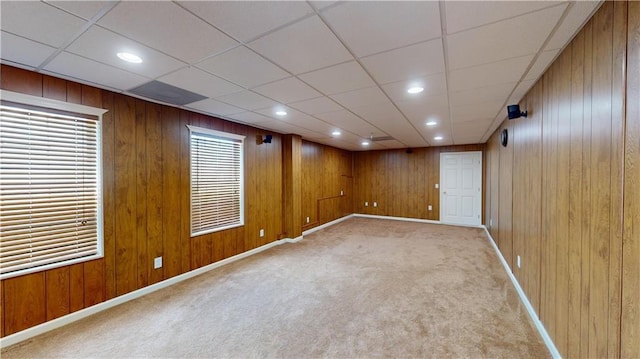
579 19 594 359
3 274 45 335
484 2 635 357
69 263 84 312
147 103 164 283
302 141 352 230
101 90 117 300
0 66 42 96
161 106 182 278
568 31 585 359
352 145 483 221
589 4 614 357
0 64 288 338
45 267 70 320
135 99 149 288
622 2 640 357
114 95 138 296
498 123 514 269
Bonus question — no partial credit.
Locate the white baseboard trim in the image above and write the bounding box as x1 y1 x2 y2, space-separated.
302 214 354 236
481 226 561 359
0 237 294 349
353 213 441 224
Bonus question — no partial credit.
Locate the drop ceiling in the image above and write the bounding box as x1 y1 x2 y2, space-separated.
0 1 602 151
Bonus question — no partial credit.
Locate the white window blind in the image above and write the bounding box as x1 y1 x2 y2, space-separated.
188 126 244 237
0 100 103 279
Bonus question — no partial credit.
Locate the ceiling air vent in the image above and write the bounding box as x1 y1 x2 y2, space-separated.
128 81 207 106
370 135 394 141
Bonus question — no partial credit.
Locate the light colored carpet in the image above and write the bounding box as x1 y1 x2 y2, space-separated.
2 217 549 358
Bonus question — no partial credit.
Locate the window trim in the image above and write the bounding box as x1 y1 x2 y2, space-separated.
187 125 245 237
0 90 107 280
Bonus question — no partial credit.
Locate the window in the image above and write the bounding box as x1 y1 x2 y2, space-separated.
0 90 105 280
188 126 244 236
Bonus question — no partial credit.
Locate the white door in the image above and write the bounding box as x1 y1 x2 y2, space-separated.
440 151 482 226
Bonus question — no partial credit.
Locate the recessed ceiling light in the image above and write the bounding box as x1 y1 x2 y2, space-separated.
275 110 287 116
361 140 370 146
332 130 341 136
117 52 142 64
434 136 443 141
426 121 437 126
407 86 424 94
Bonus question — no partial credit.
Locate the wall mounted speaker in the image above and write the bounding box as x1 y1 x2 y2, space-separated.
501 128 508 147
507 104 528 120
263 134 273 143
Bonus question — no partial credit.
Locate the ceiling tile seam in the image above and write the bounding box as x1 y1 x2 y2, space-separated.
479 1 575 143
356 36 442 63
315 5 431 148
445 2 570 37
439 0 456 146
36 1 119 72
174 0 317 47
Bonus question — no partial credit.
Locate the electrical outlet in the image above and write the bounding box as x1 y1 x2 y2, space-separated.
517 255 521 268
306 216 310 223
259 228 264 237
428 205 432 211
435 184 439 189
340 190 344 196
373 202 377 207
154 256 162 269
365 201 368 207
490 219 493 227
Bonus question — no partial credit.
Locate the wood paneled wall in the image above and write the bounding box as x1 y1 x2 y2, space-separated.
485 2 639 357
301 140 353 230
0 65 284 337
352 145 483 221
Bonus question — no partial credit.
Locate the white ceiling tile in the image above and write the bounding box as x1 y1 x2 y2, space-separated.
545 1 601 51
381 73 447 104
253 119 323 138
252 77 321 104
46 1 112 20
67 26 186 79
44 51 148 91
248 15 352 74
348 102 404 128
196 46 289 88
299 61 375 95
157 67 243 99
451 100 503 123
508 80 536 105
450 82 516 107
186 98 244 117
0 1 86 47
314 110 383 138
177 1 314 42
524 49 560 81
330 86 389 109
360 39 445 85
447 4 566 70
288 97 343 115
215 90 279 111
446 1 564 34
227 111 277 125
98 2 238 63
449 55 534 92
322 1 441 57
0 31 56 68
395 94 450 125
309 1 341 11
